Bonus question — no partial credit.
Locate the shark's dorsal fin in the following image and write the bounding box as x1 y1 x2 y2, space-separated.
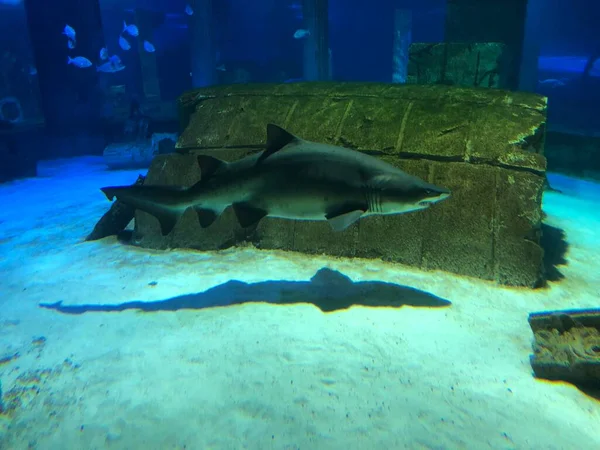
197 155 226 181
257 124 299 165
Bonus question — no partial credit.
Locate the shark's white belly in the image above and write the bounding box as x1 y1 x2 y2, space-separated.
264 200 328 221
249 182 360 221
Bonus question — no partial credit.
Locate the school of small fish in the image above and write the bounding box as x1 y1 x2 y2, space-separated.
64 13 165 73
63 4 307 76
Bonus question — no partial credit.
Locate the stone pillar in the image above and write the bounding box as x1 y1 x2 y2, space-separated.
190 0 216 88
135 8 161 102
302 0 330 81
23 0 105 132
392 9 412 83
445 0 529 90
518 0 542 92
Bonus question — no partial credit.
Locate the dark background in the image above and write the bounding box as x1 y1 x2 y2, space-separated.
0 0 598 175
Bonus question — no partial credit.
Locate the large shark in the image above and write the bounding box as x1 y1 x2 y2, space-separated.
101 124 451 235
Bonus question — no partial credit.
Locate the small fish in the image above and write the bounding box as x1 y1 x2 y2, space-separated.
109 54 122 64
216 64 226 71
97 60 126 73
28 65 37 76
67 39 76 49
143 41 155 53
293 29 310 39
185 4 194 15
99 47 108 60
67 56 92 68
63 24 76 40
118 35 131 51
538 78 567 88
122 21 139 37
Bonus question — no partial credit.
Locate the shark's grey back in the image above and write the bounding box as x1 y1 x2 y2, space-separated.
252 138 419 189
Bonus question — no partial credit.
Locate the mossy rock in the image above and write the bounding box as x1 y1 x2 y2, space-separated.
134 82 547 287
529 309 600 386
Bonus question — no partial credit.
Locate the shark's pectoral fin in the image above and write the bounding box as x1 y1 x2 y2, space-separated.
257 124 300 165
326 209 365 231
325 203 367 231
232 203 268 228
193 206 218 228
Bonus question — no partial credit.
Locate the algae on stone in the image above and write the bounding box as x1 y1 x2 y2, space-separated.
529 309 600 386
407 42 509 88
135 82 547 288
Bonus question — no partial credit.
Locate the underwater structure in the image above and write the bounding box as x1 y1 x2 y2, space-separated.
127 82 547 288
2 1 600 449
444 0 529 90
302 0 330 81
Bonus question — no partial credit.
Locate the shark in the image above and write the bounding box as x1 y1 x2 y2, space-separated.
100 124 451 235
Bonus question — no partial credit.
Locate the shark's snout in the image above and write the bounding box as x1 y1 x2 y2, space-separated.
418 187 451 208
436 191 451 202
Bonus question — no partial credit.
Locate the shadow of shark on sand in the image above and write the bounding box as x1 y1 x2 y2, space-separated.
40 268 451 314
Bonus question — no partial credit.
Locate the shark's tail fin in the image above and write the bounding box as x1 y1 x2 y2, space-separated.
100 185 185 235
100 186 123 201
100 184 219 235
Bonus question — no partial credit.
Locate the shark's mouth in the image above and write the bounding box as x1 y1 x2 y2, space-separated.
419 201 433 207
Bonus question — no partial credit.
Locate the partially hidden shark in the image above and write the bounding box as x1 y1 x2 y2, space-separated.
100 124 451 235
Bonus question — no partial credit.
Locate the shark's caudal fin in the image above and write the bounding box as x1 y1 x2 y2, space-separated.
100 186 120 201
100 184 220 235
101 186 183 235
256 124 300 165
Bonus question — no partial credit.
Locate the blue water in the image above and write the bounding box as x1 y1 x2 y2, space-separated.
1 1 600 449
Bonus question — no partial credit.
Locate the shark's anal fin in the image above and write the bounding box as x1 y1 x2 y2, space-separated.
154 210 182 236
257 124 299 165
197 155 226 182
100 185 182 236
193 206 218 228
232 203 268 228
325 204 366 232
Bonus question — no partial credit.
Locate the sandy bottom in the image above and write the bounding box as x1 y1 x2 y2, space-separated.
0 157 599 449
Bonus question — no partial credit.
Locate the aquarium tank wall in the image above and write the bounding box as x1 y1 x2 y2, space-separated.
1 1 600 449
